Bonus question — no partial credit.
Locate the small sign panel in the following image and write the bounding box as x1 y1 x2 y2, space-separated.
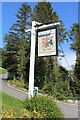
38 28 57 57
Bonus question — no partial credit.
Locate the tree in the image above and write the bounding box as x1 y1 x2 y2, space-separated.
32 2 68 87
0 48 4 67
34 57 46 88
3 3 32 81
69 23 80 95
3 33 18 74
69 23 80 60
69 23 80 79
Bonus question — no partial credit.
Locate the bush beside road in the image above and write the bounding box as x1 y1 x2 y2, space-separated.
0 68 8 74
0 68 14 80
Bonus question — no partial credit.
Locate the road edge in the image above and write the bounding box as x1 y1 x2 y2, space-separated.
7 80 79 106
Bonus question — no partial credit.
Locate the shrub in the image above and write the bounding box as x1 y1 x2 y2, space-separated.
2 105 30 118
55 92 67 100
24 96 64 119
0 68 8 74
15 80 24 88
42 83 53 95
42 81 69 100
23 83 29 89
13 75 16 82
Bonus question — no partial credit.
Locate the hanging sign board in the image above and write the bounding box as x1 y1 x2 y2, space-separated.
38 28 57 57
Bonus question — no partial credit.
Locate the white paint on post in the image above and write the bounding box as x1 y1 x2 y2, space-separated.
25 29 32 33
28 21 36 98
35 22 60 30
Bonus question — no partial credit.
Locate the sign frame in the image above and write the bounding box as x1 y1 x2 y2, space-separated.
37 27 58 57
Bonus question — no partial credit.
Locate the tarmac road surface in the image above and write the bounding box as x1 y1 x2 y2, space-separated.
56 101 79 119
0 79 27 100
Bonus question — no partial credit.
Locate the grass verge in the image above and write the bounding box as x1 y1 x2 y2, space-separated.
1 92 30 118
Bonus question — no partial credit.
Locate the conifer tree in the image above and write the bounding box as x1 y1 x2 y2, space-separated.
69 23 80 95
4 3 32 81
3 33 18 74
10 3 31 81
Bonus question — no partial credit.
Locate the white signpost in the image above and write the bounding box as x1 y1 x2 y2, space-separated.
25 21 60 98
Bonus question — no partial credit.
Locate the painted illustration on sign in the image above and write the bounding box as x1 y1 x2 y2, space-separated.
42 36 53 50
38 28 57 56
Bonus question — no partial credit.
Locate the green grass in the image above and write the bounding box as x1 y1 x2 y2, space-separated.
2 92 30 118
0 91 2 116
0 92 2 104
0 68 8 74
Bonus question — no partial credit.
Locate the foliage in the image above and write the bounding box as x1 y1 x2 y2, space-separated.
75 59 80 80
42 81 69 100
3 3 32 81
9 79 24 88
42 66 69 100
0 68 8 74
23 82 29 89
0 48 3 67
69 23 80 77
13 75 16 82
25 95 64 119
1 92 64 119
69 23 80 51
9 79 29 93
34 57 46 88
11 3 31 81
0 91 2 118
59 66 68 81
3 33 18 74
69 23 80 96
54 81 69 100
2 105 31 119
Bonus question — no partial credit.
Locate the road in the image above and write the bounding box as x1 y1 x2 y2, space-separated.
56 101 79 119
0 78 79 119
0 79 27 101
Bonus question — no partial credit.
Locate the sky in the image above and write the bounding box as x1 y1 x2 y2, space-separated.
1 2 78 70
